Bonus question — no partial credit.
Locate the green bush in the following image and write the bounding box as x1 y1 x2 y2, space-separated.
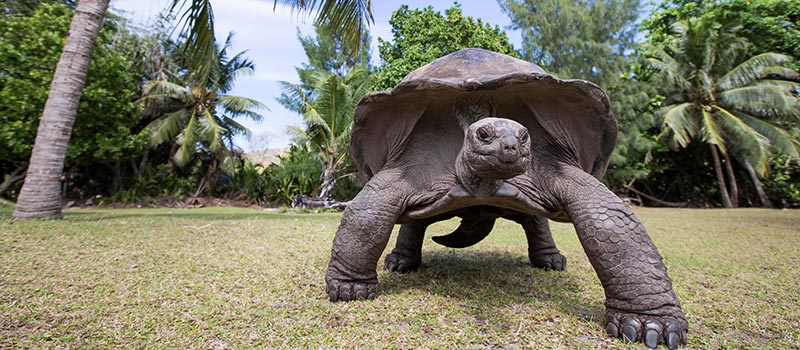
763 153 800 208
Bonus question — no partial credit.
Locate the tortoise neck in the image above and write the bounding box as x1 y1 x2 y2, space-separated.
455 150 502 199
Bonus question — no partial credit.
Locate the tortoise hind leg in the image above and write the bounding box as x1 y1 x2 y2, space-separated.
547 165 687 349
384 219 433 273
506 214 566 271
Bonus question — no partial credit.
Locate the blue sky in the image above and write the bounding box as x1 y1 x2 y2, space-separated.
110 1 521 151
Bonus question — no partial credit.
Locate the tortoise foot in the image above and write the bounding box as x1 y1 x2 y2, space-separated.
530 252 567 271
326 279 378 302
605 306 687 349
384 251 421 273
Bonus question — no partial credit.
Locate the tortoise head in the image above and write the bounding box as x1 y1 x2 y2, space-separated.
456 117 531 197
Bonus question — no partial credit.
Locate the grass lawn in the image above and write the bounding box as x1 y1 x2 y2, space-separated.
1 204 799 349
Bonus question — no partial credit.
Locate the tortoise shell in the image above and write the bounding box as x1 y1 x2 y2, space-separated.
351 48 617 181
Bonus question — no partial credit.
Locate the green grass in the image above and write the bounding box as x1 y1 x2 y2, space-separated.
1 206 799 349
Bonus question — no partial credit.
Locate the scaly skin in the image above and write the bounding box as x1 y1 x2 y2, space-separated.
508 214 567 271
552 165 687 349
327 114 687 348
384 219 430 273
325 171 408 301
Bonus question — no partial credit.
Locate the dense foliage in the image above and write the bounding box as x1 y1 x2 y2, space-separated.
2 1 798 208
499 0 657 189
637 0 800 207
0 3 148 197
370 3 517 91
643 0 800 70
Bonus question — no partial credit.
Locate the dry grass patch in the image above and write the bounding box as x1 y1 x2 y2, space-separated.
1 207 798 349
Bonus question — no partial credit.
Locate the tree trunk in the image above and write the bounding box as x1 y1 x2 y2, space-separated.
318 150 337 201
204 157 220 196
722 152 739 207
13 0 110 220
745 162 772 208
709 144 733 208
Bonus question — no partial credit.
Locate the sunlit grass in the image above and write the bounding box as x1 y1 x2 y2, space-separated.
1 206 798 349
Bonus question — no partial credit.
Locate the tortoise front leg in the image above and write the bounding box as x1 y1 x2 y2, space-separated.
550 166 687 349
326 173 408 302
507 214 566 271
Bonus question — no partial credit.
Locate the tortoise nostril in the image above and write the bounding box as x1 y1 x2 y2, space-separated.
501 136 519 153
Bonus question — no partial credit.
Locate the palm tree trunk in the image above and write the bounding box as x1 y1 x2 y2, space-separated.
744 162 772 208
709 144 733 208
13 0 110 220
318 155 337 201
722 152 739 207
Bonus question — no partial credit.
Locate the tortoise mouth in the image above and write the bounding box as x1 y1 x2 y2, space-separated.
472 153 530 179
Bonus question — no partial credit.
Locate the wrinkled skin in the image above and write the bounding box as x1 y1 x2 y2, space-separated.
327 49 687 349
326 118 687 348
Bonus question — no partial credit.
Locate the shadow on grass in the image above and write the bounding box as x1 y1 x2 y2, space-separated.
380 249 604 324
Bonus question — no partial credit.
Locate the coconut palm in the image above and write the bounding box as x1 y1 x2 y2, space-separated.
13 0 373 219
13 0 110 220
140 33 265 195
648 18 800 207
279 67 369 201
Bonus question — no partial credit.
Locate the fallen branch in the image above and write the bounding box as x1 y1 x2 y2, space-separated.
0 164 27 196
291 195 348 211
623 185 689 208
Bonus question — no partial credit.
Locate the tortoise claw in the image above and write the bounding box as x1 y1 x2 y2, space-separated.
605 307 688 348
384 252 420 273
326 279 378 302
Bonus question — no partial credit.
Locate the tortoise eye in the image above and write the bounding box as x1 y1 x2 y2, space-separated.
519 130 529 144
477 127 492 142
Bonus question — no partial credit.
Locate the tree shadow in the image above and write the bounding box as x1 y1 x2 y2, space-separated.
379 249 604 324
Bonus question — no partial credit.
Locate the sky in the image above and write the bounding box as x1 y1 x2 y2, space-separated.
109 0 522 152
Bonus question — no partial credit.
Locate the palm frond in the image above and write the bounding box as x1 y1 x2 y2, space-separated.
174 112 200 167
701 108 726 153
657 102 699 148
646 54 690 92
716 53 794 90
171 0 216 84
719 85 800 120
218 95 267 121
761 66 800 81
221 116 250 137
275 0 373 57
287 125 313 147
714 107 771 172
198 107 227 153
277 81 311 115
147 109 190 145
738 113 800 159
140 80 195 104
314 73 348 135
753 79 800 90
304 107 332 139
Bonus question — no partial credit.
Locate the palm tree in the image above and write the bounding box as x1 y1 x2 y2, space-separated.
647 18 800 207
140 33 265 195
13 0 373 220
279 67 369 201
13 0 110 220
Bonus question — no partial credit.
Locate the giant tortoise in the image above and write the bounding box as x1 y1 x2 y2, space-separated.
325 48 687 349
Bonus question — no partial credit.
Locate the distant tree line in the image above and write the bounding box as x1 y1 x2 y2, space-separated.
1 0 798 210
